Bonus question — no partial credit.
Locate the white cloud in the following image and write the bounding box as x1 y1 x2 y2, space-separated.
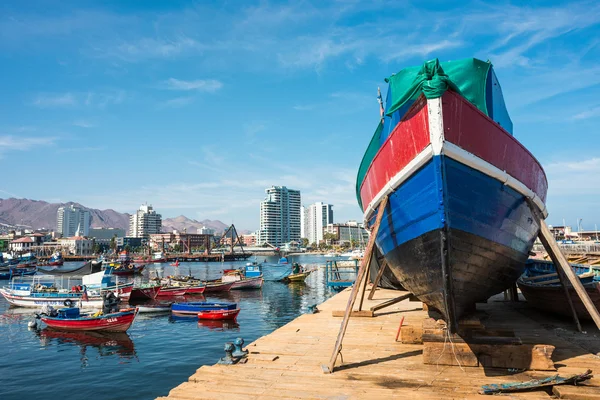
572 105 600 120
32 93 77 108
158 97 194 109
72 120 95 128
31 91 126 109
100 36 204 62
163 78 223 92
0 135 57 152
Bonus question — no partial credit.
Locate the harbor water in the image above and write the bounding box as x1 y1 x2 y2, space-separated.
0 255 338 400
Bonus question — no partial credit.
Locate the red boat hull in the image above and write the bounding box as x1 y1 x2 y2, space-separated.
184 285 206 295
130 286 160 300
41 308 138 332
156 287 187 297
197 308 240 321
203 281 234 293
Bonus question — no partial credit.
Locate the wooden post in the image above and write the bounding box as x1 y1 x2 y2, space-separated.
538 219 600 330
322 195 388 374
357 252 372 311
368 257 388 300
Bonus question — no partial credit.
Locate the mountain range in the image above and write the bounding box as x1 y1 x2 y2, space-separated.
0 198 229 234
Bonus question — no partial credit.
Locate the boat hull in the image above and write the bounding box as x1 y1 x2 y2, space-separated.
203 281 234 293
172 302 237 315
184 285 207 295
359 92 547 330
156 287 187 297
41 308 137 332
130 285 160 300
231 277 263 290
197 308 240 321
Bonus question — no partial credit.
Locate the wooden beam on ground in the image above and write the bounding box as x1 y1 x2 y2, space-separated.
331 310 374 318
537 219 600 330
369 293 412 312
322 195 388 374
553 385 600 400
367 257 388 301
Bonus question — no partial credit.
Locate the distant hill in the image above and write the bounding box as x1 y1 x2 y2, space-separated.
162 215 228 235
0 198 130 231
0 198 229 234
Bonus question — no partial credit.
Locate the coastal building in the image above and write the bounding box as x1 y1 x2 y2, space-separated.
198 226 215 235
88 228 126 245
302 202 334 245
129 204 162 238
9 236 34 252
324 220 369 246
58 236 94 255
57 205 90 237
257 186 301 247
149 232 213 253
241 233 257 246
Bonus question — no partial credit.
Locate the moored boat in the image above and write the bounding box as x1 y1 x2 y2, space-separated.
39 307 138 332
130 283 161 300
222 264 264 290
356 58 548 331
156 286 187 297
202 281 234 293
136 302 172 313
172 301 237 315
517 260 600 320
184 285 207 295
197 308 240 321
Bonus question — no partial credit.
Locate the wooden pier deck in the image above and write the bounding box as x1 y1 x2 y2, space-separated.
159 287 600 400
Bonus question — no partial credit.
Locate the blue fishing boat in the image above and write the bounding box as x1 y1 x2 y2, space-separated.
357 58 548 330
517 260 600 319
171 302 237 315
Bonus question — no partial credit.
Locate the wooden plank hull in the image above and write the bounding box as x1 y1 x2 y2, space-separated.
41 309 138 332
359 91 546 330
518 281 600 320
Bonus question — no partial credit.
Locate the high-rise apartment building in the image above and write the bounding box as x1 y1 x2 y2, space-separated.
129 204 162 238
258 186 301 246
57 205 90 237
302 202 334 245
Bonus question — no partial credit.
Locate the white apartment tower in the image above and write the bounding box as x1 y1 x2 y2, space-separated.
57 205 90 237
129 204 162 238
302 202 334 245
258 186 301 247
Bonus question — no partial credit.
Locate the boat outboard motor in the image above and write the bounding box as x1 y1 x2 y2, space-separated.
102 291 120 314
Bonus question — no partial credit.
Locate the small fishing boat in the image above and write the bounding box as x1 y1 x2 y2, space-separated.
170 259 180 267
156 286 187 297
184 285 207 295
285 270 314 283
38 260 102 276
172 301 237 315
151 252 167 263
278 257 289 264
136 302 172 313
47 252 64 266
517 260 600 319
38 307 138 332
203 281 234 293
222 264 264 290
0 266 37 279
109 264 145 276
323 252 340 258
130 283 161 300
197 308 240 321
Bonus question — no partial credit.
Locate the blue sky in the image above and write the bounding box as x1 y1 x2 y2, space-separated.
1 0 599 231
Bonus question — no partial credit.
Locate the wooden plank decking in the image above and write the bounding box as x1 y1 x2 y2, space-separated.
159 287 600 399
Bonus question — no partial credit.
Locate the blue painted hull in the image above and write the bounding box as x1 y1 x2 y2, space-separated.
372 156 540 328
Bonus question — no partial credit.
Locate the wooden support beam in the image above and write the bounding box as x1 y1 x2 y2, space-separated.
356 252 372 311
367 257 388 300
537 219 600 330
331 310 374 318
322 195 388 374
369 293 412 312
423 342 556 370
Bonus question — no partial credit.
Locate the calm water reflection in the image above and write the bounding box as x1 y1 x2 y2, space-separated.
0 255 336 400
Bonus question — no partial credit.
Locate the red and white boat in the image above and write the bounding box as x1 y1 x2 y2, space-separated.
203 281 234 293
40 307 138 332
130 284 160 300
197 308 240 321
184 285 207 295
156 286 187 297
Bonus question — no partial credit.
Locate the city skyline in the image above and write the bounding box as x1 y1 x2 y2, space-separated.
1 1 599 230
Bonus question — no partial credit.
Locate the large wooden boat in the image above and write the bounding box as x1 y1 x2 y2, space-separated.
39 307 138 332
517 260 600 319
357 58 548 330
172 301 236 315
